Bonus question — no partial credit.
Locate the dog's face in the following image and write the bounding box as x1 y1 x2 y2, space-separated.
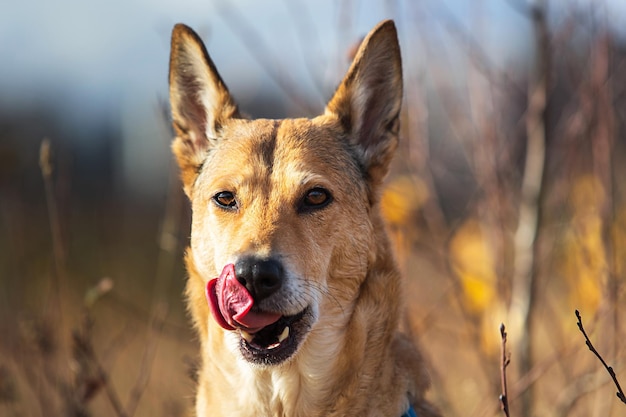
169 21 402 366
188 117 372 364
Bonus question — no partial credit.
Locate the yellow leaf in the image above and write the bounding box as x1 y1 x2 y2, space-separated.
450 219 497 315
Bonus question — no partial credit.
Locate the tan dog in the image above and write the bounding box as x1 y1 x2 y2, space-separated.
169 20 439 417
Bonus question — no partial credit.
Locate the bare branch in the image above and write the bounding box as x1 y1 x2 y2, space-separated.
575 310 626 405
72 317 128 417
430 2 526 100
499 324 511 417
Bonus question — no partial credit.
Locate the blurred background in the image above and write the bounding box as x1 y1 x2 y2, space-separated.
1 0 626 416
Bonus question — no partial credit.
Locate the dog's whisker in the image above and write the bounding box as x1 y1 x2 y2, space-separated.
299 280 348 317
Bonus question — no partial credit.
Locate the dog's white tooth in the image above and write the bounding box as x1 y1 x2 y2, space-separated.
241 330 254 342
278 326 290 343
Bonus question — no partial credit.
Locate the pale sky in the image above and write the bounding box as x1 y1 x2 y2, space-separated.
1 0 623 193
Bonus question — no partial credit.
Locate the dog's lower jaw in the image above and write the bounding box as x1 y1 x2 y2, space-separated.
238 306 313 365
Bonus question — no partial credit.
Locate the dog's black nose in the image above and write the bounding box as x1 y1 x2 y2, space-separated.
234 257 284 302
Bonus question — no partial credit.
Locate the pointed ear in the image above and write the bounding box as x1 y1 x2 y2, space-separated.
169 24 239 195
326 20 402 186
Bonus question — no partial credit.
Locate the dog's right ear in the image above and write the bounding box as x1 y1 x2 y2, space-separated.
326 20 402 190
169 24 239 195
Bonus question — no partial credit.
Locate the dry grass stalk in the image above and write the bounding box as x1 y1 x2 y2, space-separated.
39 138 66 326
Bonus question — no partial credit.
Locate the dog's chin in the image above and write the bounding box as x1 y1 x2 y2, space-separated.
237 306 314 366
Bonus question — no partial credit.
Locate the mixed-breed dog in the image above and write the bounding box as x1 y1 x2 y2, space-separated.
169 19 440 416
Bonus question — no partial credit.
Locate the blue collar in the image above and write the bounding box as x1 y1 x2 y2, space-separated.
402 405 418 417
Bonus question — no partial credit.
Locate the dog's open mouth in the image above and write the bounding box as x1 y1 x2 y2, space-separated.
238 307 311 365
206 264 312 365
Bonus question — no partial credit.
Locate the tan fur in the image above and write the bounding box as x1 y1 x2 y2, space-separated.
169 20 440 417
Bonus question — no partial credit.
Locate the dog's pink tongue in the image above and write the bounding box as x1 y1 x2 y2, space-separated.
206 264 281 333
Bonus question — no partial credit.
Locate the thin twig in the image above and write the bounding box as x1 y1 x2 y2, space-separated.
499 323 511 417
213 0 318 115
431 2 526 100
97 365 128 417
473 337 586 417
73 316 128 417
281 0 328 102
575 310 626 405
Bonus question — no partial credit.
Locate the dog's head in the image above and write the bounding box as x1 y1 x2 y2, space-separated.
169 20 402 366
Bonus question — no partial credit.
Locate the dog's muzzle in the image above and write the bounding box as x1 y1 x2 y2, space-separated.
206 260 313 365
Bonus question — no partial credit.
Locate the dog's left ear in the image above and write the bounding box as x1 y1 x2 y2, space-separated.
169 24 239 196
326 20 402 186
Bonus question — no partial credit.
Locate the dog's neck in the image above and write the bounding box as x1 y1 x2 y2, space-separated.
242 328 350 417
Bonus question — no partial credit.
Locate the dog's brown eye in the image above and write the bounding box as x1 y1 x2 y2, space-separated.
213 191 237 209
301 188 332 211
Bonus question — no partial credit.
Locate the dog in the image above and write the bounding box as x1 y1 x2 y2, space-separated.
168 19 439 417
